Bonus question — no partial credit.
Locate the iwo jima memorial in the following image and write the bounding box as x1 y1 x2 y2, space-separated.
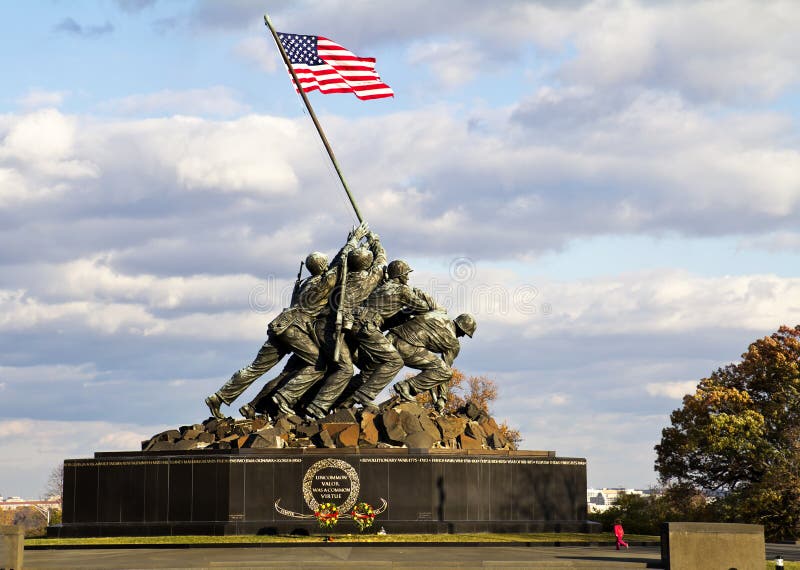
51 14 592 537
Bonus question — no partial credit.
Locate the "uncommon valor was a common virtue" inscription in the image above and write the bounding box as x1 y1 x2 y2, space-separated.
302 458 360 513
311 470 352 502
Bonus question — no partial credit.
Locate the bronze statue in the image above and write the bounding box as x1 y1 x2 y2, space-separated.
390 312 476 413
204 223 369 419
274 232 386 419
341 259 442 413
203 218 477 422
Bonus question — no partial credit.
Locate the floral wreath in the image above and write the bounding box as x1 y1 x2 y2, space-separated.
314 502 339 530
350 502 376 532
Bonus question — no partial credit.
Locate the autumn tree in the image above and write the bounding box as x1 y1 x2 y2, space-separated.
415 368 522 448
655 325 800 540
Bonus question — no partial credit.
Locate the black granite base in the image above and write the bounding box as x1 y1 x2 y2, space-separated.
50 448 597 537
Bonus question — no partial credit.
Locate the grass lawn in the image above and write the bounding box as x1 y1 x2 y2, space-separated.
27 532 658 547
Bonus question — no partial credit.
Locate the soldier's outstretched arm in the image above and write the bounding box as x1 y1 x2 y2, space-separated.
330 222 369 269
367 231 387 266
359 231 387 293
352 221 369 242
400 285 438 314
412 287 445 312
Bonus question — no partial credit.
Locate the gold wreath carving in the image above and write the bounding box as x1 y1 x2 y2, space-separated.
274 498 315 519
272 458 390 520
274 497 388 519
372 497 389 515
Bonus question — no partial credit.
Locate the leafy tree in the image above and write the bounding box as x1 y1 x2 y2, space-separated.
655 325 800 540
591 492 660 535
414 368 522 448
10 506 49 537
590 486 714 535
498 419 522 448
461 374 498 413
0 509 14 526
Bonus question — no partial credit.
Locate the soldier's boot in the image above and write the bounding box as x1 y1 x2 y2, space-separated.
434 397 447 414
205 393 225 419
239 403 257 420
393 381 415 402
358 402 380 415
352 390 380 415
337 395 357 408
306 402 328 420
271 393 297 417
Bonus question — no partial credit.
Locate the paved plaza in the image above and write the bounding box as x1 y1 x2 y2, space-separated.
23 544 661 569
20 541 798 569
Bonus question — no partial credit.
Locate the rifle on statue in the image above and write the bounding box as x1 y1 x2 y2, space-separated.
290 260 305 307
333 253 348 362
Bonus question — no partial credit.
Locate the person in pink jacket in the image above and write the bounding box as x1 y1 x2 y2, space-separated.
614 519 629 550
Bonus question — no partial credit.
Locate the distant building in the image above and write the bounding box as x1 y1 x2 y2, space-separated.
587 487 657 513
0 497 61 512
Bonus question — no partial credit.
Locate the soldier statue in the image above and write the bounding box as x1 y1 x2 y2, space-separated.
272 231 386 419
340 259 442 413
204 223 369 419
390 312 477 413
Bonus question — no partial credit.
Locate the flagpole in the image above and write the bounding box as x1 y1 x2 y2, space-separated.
264 13 364 224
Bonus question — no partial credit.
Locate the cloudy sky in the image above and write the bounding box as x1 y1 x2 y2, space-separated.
1 0 799 499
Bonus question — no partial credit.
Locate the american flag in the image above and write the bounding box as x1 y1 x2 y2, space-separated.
276 32 394 100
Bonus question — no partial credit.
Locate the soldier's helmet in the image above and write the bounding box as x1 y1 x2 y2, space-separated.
453 313 477 338
387 259 413 279
305 252 328 276
348 247 374 271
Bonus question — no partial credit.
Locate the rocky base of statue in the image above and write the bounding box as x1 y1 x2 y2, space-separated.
141 399 516 453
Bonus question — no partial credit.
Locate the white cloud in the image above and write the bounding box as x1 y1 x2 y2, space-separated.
0 168 32 206
0 287 271 340
645 380 698 399
261 0 800 103
0 418 171 497
410 265 800 338
90 114 303 196
740 232 800 253
2 101 798 261
0 420 29 439
509 392 571 410
519 271 800 337
407 40 485 88
0 289 162 336
6 259 792 355
233 36 278 73
99 86 250 117
0 109 99 206
16 89 68 110
502 407 664 487
559 0 800 101
1 108 77 161
34 256 283 309
0 364 97 385
98 430 150 450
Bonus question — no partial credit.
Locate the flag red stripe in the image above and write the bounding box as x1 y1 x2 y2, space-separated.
293 74 391 90
280 33 393 99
